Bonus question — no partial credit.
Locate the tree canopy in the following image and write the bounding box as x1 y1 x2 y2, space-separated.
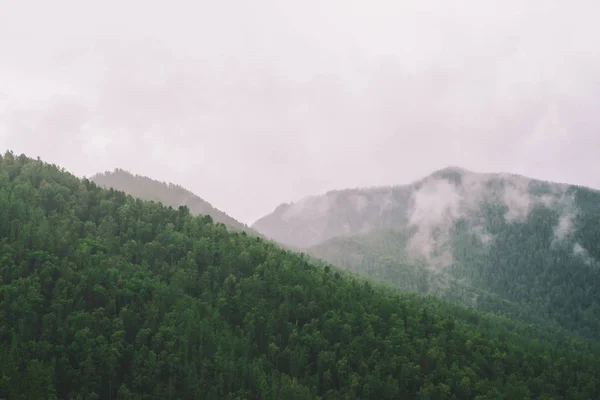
1 152 599 399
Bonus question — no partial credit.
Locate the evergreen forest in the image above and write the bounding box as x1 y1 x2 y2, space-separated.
1 152 599 399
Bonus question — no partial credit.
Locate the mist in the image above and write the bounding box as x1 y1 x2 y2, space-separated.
405 169 578 268
1 0 600 224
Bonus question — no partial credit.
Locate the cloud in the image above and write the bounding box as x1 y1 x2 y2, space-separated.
1 1 600 223
2 95 89 163
405 169 578 268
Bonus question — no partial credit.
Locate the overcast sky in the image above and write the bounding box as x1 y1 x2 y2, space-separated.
1 0 599 224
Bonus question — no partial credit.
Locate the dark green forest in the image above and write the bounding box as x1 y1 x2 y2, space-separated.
1 152 599 399
308 196 600 340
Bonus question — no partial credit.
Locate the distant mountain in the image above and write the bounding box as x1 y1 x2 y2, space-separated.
253 167 600 338
92 168 256 234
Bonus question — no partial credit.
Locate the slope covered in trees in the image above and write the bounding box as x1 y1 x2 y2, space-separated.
92 168 255 235
254 167 600 339
308 231 580 337
1 152 599 399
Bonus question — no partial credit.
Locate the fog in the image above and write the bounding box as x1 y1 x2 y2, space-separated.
405 169 576 269
1 0 599 224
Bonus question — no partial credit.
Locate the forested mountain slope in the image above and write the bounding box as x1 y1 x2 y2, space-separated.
253 167 600 338
1 152 600 398
92 168 255 234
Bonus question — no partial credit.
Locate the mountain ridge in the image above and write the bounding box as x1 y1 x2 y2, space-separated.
92 168 258 235
252 166 600 338
252 166 583 256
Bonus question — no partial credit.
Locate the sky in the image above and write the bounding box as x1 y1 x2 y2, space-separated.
1 0 599 224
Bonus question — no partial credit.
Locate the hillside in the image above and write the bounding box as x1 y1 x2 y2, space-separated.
2 152 600 398
253 167 600 338
92 168 255 234
308 232 570 335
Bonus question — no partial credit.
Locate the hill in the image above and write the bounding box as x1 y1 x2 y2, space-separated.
1 151 600 398
92 168 255 234
253 167 600 338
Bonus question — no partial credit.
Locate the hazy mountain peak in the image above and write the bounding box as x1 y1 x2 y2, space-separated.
428 165 472 181
91 169 255 234
405 167 577 268
253 167 585 269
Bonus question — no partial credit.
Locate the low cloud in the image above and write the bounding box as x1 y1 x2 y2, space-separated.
406 170 576 268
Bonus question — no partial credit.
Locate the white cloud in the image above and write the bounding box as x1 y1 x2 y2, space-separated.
1 0 600 223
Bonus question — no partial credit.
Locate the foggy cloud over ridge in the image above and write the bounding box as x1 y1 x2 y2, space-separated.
1 0 599 223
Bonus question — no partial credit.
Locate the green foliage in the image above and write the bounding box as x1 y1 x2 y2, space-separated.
309 196 600 339
450 198 600 338
1 152 599 399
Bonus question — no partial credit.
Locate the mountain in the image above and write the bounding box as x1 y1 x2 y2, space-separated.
92 168 255 234
253 167 600 338
2 152 600 398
